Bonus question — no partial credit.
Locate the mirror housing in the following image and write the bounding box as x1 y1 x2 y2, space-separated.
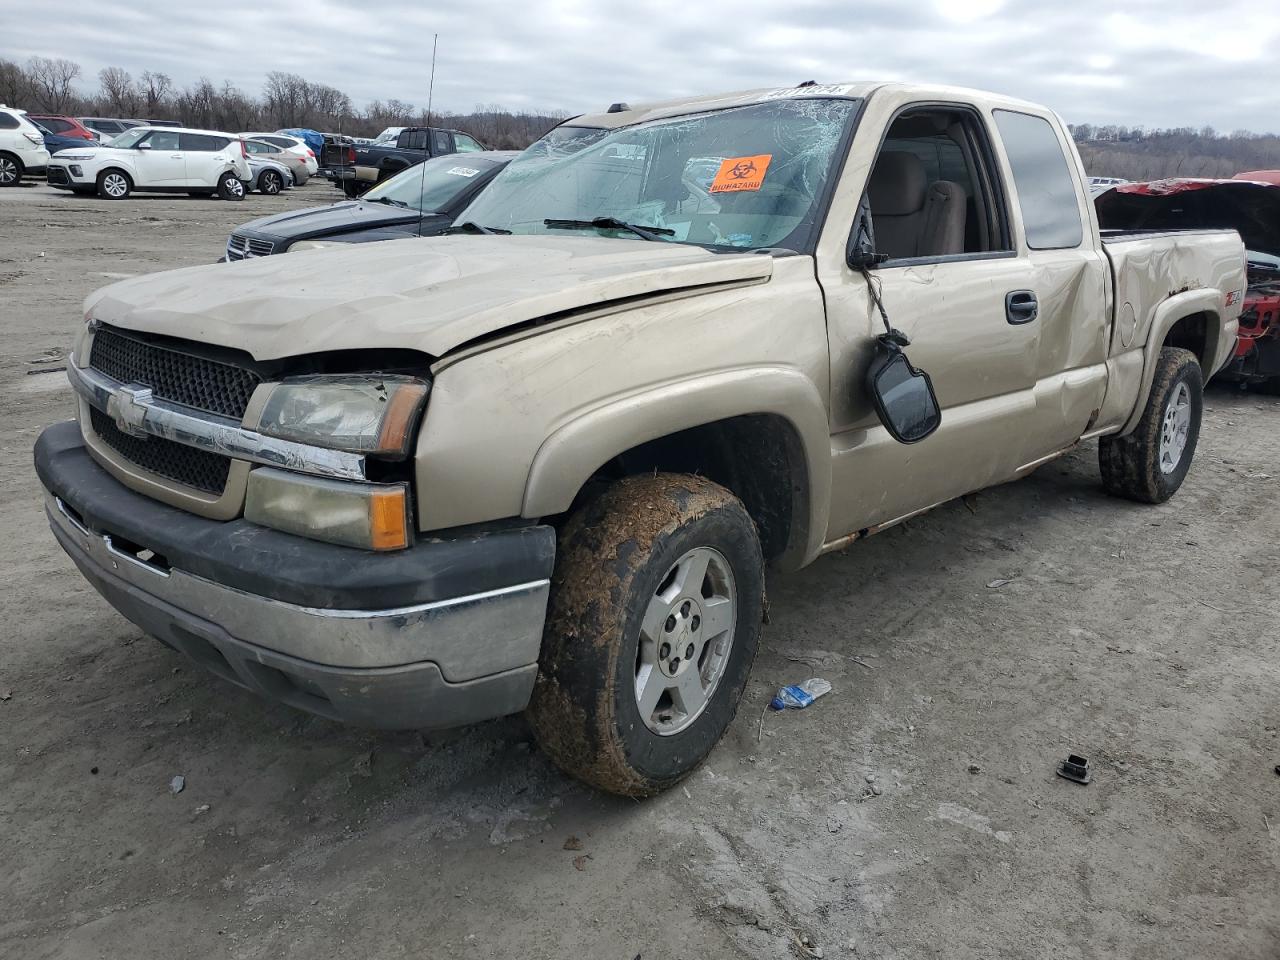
137 142 152 150
865 340 941 444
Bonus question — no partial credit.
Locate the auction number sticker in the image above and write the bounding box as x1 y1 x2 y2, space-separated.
709 154 772 193
446 166 481 177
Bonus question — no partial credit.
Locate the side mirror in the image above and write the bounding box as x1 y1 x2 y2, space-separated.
866 342 941 444
137 142 152 150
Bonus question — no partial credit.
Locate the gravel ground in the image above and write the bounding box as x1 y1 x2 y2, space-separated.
1 180 1278 960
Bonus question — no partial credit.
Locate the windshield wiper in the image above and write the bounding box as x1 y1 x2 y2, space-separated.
544 217 675 241
447 221 512 235
367 196 411 209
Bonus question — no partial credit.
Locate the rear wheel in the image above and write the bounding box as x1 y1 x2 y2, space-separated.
96 169 131 199
217 172 245 201
1100 346 1203 503
528 473 764 797
0 153 21 186
259 170 283 195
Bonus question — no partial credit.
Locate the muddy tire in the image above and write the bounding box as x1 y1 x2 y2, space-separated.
528 473 764 797
1100 347 1203 503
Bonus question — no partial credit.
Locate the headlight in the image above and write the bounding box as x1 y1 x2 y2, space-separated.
56 153 94 161
288 239 346 252
245 467 410 551
256 375 429 458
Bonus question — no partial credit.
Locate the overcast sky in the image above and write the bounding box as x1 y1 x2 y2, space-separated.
1 0 1276 132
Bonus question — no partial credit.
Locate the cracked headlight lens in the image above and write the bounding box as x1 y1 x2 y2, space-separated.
257 375 429 458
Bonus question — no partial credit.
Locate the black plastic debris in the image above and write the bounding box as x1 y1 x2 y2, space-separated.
1056 754 1092 785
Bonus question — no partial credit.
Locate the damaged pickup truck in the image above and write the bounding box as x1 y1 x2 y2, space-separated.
35 82 1243 797
1096 176 1280 392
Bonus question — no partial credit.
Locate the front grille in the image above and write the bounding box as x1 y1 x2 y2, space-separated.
90 407 230 495
89 325 261 420
47 167 70 185
225 233 275 260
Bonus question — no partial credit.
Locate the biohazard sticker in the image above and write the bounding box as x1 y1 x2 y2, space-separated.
709 154 773 193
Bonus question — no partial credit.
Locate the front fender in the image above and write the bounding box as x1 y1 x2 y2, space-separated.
523 366 833 567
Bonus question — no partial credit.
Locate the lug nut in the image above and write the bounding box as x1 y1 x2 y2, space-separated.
681 600 691 617
665 615 676 632
691 615 700 631
659 642 671 660
685 643 695 659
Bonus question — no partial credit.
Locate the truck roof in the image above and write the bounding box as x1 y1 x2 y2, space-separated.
570 81 1053 129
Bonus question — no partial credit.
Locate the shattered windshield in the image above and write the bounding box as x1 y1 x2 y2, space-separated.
458 97 859 252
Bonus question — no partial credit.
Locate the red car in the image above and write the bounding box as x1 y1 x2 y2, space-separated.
1095 177 1280 393
27 115 96 142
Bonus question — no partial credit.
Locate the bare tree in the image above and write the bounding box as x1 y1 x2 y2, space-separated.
139 71 172 115
0 58 34 106
26 56 81 112
99 66 139 115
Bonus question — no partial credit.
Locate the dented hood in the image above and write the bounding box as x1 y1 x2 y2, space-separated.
86 234 774 361
1095 178 1280 258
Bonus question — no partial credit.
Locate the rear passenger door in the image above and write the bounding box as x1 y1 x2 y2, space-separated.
821 102 1044 537
990 110 1110 458
134 130 185 185
179 134 229 186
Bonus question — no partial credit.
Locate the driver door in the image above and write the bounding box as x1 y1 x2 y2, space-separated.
820 103 1043 539
133 130 185 186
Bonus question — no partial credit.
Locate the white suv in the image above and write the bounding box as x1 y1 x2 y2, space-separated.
46 126 253 200
0 105 52 186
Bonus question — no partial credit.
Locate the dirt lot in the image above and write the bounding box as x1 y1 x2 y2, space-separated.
1 180 1278 960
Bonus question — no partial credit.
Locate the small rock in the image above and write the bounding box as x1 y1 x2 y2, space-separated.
826 816 843 833
194 804 211 816
563 835 583 851
0 690 11 702
90 766 99 775
351 750 374 778
865 774 876 784
870 784 882 796
986 579 1014 589
967 763 982 774
169 775 185 794
572 854 591 871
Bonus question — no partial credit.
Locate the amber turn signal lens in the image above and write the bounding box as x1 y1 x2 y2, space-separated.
369 486 409 551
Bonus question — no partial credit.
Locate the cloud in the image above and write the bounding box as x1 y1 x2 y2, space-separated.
0 0 1276 132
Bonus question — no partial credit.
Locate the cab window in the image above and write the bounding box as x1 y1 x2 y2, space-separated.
863 107 1011 262
454 133 483 152
993 110 1083 250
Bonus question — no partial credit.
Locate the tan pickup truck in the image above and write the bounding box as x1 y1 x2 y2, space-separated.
35 82 1244 796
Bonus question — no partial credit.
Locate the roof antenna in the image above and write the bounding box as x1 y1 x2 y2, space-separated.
419 32 439 237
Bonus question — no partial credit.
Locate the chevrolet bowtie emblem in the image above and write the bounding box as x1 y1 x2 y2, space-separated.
106 384 154 439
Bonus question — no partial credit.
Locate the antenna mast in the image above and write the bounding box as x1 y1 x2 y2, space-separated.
426 33 438 126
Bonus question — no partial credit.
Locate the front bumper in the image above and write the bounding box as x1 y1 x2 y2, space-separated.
35 420 556 729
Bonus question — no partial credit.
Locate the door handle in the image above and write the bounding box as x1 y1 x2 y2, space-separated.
170 153 183 158
1005 290 1039 325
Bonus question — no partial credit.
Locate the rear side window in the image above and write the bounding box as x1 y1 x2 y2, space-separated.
0 112 20 130
993 110 1082 250
180 134 226 151
404 130 429 151
41 118 72 133
433 131 452 154
262 136 292 149
454 133 483 152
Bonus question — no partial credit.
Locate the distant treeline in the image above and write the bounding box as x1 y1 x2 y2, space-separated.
6 56 1280 174
1070 123 1280 180
0 56 567 148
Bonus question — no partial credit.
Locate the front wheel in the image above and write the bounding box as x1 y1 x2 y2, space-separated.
528 473 764 797
259 170 283 195
97 169 131 199
217 172 245 201
1100 346 1203 503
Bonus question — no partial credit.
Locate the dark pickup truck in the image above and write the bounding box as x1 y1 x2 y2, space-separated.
332 126 487 196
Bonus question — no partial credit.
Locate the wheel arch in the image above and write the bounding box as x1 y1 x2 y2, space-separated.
522 367 832 571
1121 292 1225 435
